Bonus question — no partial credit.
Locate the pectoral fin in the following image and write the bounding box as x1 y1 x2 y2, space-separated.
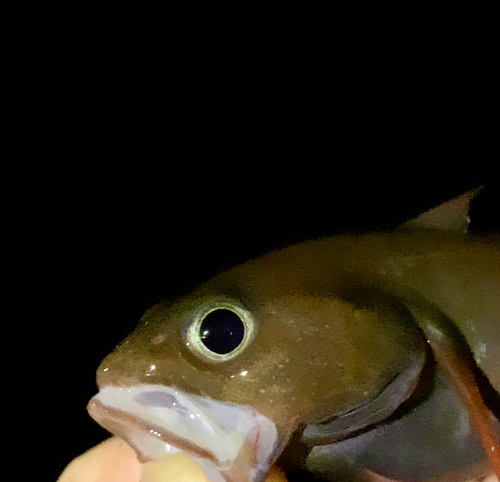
306 365 498 481
404 295 500 477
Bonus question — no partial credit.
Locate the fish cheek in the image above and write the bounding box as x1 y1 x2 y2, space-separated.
212 302 341 425
243 296 424 424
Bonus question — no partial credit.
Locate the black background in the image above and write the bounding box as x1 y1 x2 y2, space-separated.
41 168 498 481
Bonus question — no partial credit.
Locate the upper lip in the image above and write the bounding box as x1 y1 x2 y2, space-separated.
88 396 218 463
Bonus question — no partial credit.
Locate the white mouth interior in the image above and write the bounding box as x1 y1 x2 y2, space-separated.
88 385 278 482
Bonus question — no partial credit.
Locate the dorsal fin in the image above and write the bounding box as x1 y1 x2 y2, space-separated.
400 187 483 232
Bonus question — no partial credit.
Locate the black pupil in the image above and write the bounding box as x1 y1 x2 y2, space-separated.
199 309 245 354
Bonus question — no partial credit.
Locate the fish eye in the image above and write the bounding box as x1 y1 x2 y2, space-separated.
200 309 245 354
186 301 255 362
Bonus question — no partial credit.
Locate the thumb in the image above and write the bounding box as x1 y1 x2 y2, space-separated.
58 437 142 482
141 451 288 482
59 436 288 482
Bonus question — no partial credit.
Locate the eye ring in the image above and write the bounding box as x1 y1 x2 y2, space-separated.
185 299 256 363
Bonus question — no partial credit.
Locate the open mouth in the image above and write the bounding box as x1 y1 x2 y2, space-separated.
87 385 279 482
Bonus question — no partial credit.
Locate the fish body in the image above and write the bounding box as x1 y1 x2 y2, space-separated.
88 191 500 482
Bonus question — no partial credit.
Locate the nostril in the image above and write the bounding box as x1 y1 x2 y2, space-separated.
133 391 187 411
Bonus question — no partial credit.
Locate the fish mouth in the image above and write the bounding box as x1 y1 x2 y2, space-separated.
87 385 279 482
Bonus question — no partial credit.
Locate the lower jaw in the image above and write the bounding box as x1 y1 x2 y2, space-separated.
87 385 280 482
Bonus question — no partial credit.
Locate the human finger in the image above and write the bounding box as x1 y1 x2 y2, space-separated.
59 436 288 482
58 437 142 482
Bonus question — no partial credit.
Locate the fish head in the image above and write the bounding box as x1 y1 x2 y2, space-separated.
89 249 427 481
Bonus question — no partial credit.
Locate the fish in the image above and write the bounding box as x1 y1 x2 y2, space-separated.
87 188 500 482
